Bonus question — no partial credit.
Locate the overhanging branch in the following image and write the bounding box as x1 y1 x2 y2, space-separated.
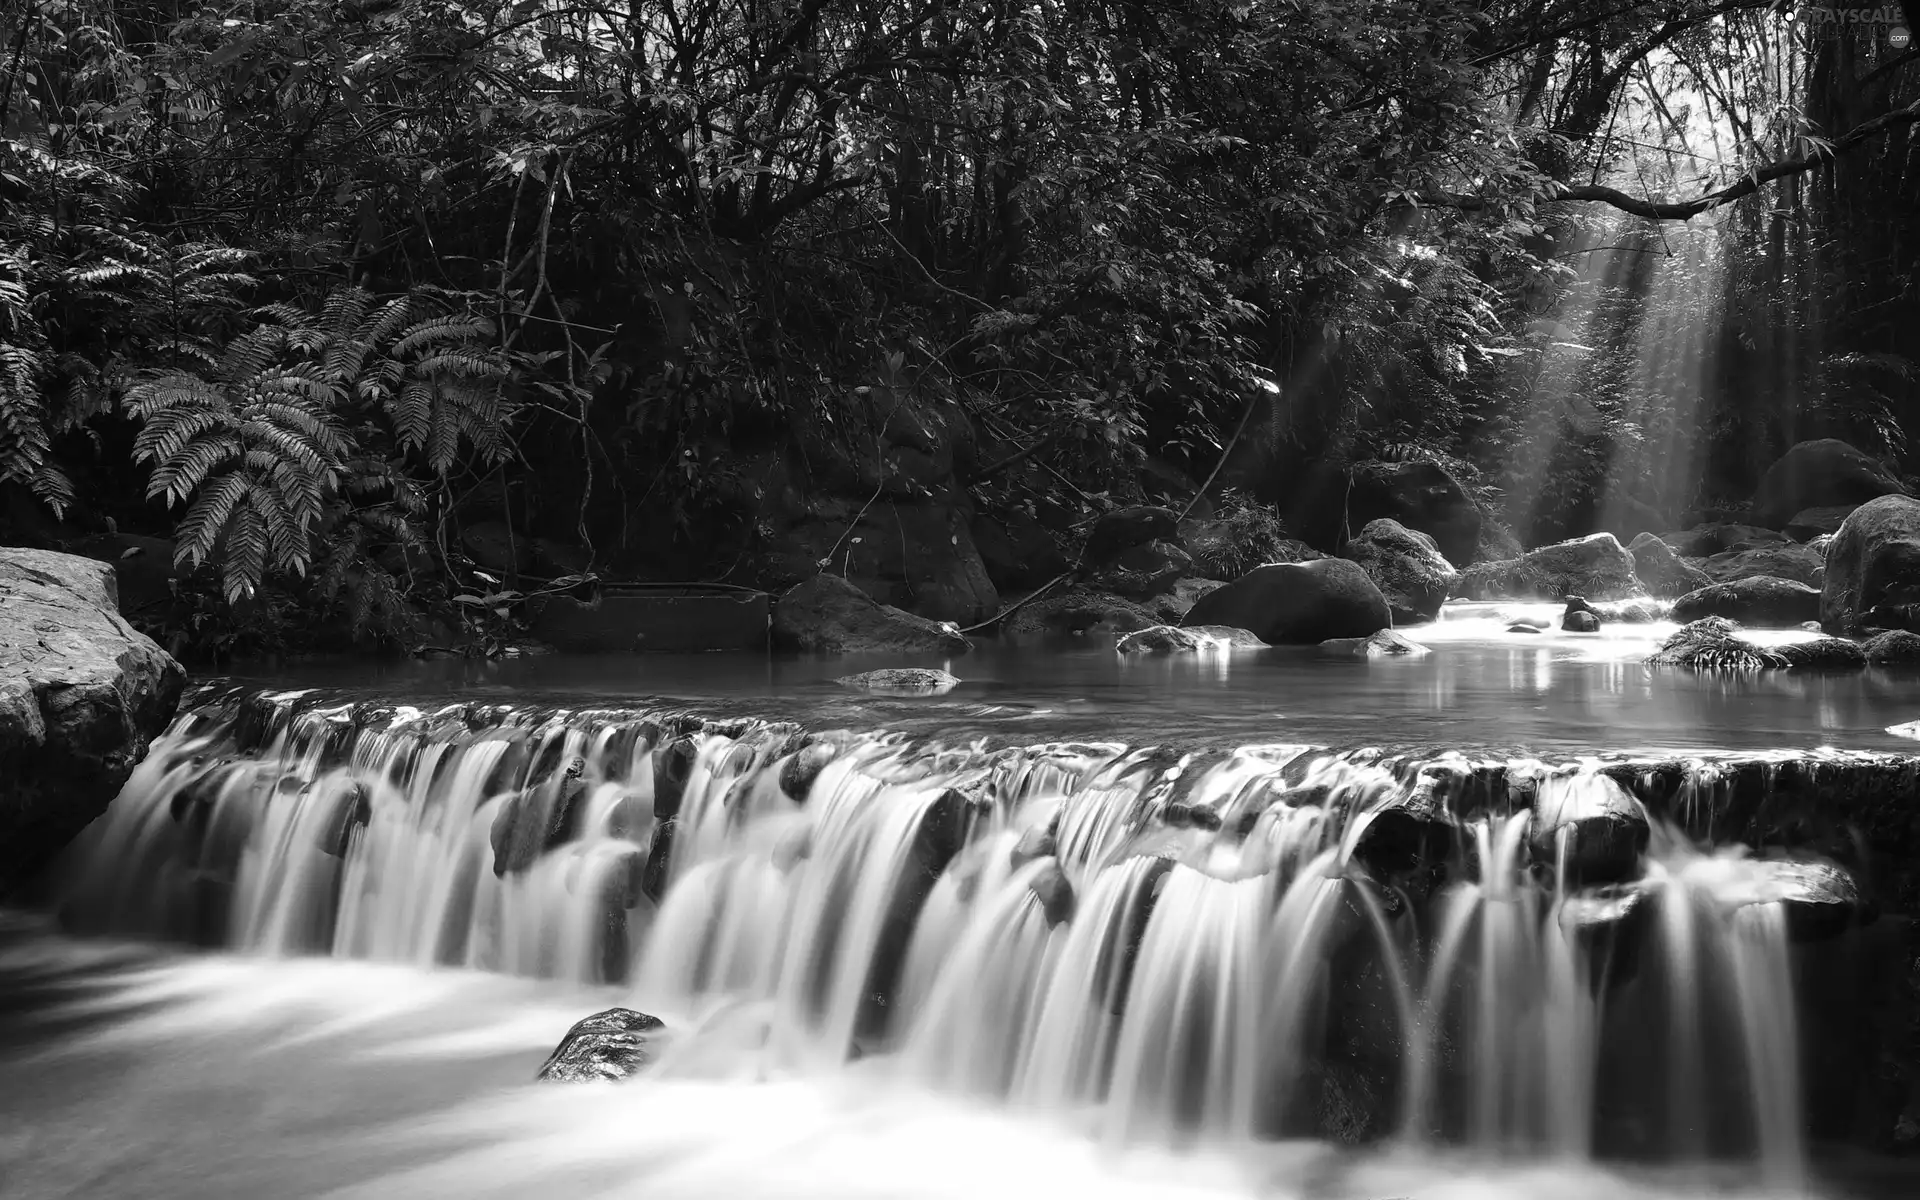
1423 96 1920 220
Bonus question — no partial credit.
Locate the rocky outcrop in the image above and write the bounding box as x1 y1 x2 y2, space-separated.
1751 439 1908 530
1698 544 1825 588
1182 559 1391 645
1339 518 1457 625
0 548 186 895
537 1008 665 1082
1821 494 1920 636
771 574 972 654
1670 577 1822 627
1627 532 1710 599
1454 533 1643 602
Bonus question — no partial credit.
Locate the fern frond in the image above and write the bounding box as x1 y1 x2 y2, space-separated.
176 470 251 567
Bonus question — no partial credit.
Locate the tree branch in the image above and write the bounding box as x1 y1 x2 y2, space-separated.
1422 96 1920 220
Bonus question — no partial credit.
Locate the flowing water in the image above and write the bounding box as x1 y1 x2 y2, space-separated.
2 610 1916 1199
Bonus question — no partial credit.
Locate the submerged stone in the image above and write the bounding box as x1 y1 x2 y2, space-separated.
1562 609 1600 633
1319 629 1430 657
537 1008 666 1082
833 668 960 695
1115 624 1208 654
1116 623 1263 653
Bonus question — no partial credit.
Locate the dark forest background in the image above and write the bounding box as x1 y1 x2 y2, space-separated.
2 0 1916 656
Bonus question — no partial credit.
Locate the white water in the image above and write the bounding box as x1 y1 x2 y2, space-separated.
12 688 1867 1197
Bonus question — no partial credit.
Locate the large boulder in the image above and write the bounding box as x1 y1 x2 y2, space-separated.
0 549 186 895
771 574 972 654
1343 459 1482 567
1181 559 1391 645
1453 533 1643 602
1821 494 1920 635
1339 519 1457 625
1627 532 1709 599
1750 439 1907 530
1697 544 1826 589
1670 577 1822 627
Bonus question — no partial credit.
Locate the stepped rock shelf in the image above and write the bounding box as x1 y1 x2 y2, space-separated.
48 683 1920 1181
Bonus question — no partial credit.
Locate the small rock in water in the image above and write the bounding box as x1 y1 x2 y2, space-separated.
537 1008 665 1082
1116 623 1263 653
833 668 959 695
1319 629 1430 657
1027 860 1076 927
1507 622 1544 634
1800 621 1824 633
1115 624 1207 654
1561 609 1600 633
1648 617 1784 671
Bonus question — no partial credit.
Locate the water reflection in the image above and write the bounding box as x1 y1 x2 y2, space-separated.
222 613 1920 758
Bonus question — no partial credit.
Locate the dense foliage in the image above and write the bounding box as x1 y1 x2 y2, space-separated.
1 0 1915 655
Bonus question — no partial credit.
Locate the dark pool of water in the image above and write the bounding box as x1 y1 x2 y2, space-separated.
216 607 1920 759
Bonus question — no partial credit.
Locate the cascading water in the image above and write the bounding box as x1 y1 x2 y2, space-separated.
43 686 1883 1193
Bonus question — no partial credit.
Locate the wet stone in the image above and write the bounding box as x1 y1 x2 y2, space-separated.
536 1008 666 1082
833 668 960 695
1027 860 1076 927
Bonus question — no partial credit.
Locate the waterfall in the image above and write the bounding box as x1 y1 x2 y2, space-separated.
52 686 1862 1181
